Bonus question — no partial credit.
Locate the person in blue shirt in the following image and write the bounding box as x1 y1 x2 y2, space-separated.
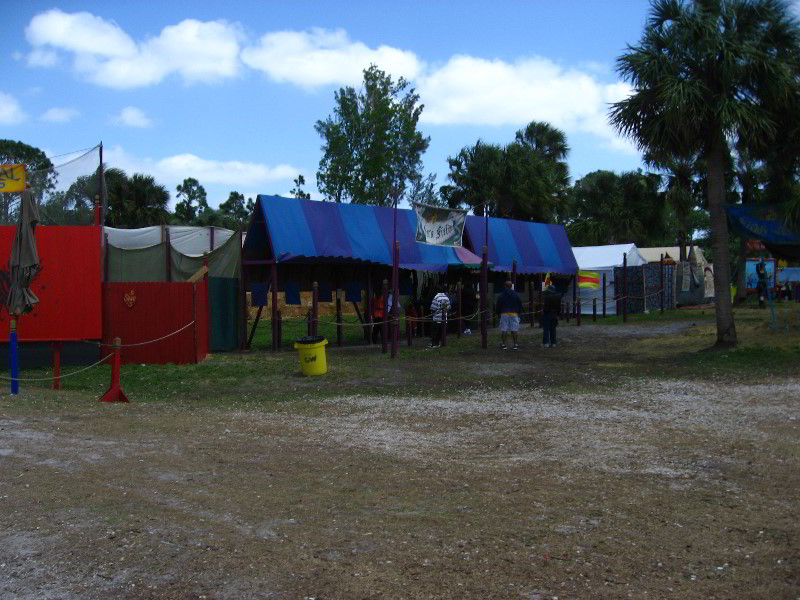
496 280 522 350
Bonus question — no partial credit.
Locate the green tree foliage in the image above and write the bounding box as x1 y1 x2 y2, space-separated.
218 191 250 230
0 139 56 223
442 121 571 222
174 177 209 223
567 170 667 246
408 173 446 207
290 175 311 200
315 65 430 206
39 169 99 225
609 0 800 346
105 168 170 228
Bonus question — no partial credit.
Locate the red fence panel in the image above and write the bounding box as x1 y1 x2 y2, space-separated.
0 226 103 341
103 281 208 365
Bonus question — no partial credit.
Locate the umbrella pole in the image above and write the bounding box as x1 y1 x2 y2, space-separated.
10 319 19 395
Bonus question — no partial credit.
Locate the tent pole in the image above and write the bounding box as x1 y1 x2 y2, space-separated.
391 242 399 358
312 281 319 337
623 252 628 323
480 245 488 349
603 272 607 318
382 278 389 354
457 279 462 338
576 268 581 326
366 270 373 344
660 254 665 314
528 275 534 328
271 260 278 351
165 228 172 281
10 319 19 395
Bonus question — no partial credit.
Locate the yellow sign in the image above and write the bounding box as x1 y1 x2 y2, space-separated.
0 164 26 193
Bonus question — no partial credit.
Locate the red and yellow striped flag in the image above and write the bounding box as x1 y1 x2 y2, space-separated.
578 270 601 288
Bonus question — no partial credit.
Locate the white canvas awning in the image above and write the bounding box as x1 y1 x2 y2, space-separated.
571 243 647 270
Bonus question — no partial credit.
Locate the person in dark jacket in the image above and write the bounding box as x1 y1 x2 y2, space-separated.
540 284 561 347
496 280 522 349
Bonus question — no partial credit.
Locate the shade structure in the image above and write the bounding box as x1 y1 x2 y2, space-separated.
244 195 483 271
726 203 800 259
463 215 578 274
7 189 41 315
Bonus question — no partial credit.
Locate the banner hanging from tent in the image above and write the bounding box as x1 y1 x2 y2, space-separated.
413 204 467 247
578 271 601 288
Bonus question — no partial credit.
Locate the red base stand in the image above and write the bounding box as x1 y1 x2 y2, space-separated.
99 338 129 403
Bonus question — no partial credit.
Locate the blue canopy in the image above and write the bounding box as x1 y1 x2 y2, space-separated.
244 195 483 272
464 215 578 274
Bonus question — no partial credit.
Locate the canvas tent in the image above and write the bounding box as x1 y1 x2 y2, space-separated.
571 243 647 315
638 246 708 266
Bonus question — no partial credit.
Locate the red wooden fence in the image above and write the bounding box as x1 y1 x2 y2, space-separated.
0 226 103 340
103 281 209 364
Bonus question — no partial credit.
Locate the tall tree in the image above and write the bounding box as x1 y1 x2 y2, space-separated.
442 121 571 222
290 174 312 200
0 140 57 223
609 0 800 347
567 170 666 246
219 191 249 229
174 177 208 223
104 168 170 228
315 64 430 206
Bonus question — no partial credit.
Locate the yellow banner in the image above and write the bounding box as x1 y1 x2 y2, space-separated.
579 270 601 288
0 164 26 193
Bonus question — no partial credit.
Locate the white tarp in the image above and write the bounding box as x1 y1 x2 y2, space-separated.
570 243 646 315
638 246 708 266
105 225 235 256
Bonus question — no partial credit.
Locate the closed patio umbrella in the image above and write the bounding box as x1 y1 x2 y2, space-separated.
7 188 40 315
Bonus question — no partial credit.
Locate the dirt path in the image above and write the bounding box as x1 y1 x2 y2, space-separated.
0 322 797 599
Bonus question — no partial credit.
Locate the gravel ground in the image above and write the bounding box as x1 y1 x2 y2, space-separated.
0 320 798 599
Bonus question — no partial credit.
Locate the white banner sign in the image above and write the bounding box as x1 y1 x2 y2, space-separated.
413 203 467 247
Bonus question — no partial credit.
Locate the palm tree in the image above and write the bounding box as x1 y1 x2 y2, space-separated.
609 0 800 347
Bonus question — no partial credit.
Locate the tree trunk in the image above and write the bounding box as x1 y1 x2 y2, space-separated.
706 136 737 346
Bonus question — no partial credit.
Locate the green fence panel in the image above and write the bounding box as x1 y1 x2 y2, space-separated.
107 243 167 282
210 277 239 352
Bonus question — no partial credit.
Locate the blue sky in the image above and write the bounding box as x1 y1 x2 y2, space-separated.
1 1 656 209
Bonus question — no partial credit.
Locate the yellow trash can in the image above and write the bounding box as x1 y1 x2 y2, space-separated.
293 336 328 376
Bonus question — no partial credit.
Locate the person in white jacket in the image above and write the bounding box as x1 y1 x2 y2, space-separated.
429 285 451 348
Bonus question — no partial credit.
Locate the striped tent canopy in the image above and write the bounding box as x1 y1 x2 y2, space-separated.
244 195 483 272
464 215 578 274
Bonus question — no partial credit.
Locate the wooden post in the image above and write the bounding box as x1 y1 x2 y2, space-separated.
511 259 517 290
391 242 400 359
566 301 570 323
271 261 278 351
312 281 319 337
104 232 109 282
406 307 413 347
209 226 215 252
528 276 534 328
238 231 247 351
99 337 129 403
623 252 628 323
441 308 448 347
660 253 665 314
457 280 462 338
602 272 607 318
204 253 211 354
593 298 597 322
382 279 389 354
95 142 105 226
366 271 373 344
336 291 343 347
192 283 198 363
10 319 19 395
165 228 172 282
51 342 62 390
576 270 581 326
480 245 488 349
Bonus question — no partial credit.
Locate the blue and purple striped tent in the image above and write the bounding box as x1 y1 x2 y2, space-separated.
244 195 483 272
464 215 578 274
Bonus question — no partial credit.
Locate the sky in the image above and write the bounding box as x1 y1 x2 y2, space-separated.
1 1 659 210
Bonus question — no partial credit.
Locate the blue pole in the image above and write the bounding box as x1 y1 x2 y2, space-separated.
10 318 19 395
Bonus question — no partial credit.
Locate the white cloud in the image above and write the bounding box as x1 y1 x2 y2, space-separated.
241 27 423 87
40 107 79 123
27 48 59 67
417 55 635 153
112 106 152 128
104 146 301 207
0 91 26 125
25 9 242 89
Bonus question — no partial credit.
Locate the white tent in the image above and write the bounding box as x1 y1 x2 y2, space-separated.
571 243 646 315
638 246 708 266
105 225 235 257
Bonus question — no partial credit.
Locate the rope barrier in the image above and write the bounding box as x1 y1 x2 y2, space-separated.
83 320 196 348
0 353 114 382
